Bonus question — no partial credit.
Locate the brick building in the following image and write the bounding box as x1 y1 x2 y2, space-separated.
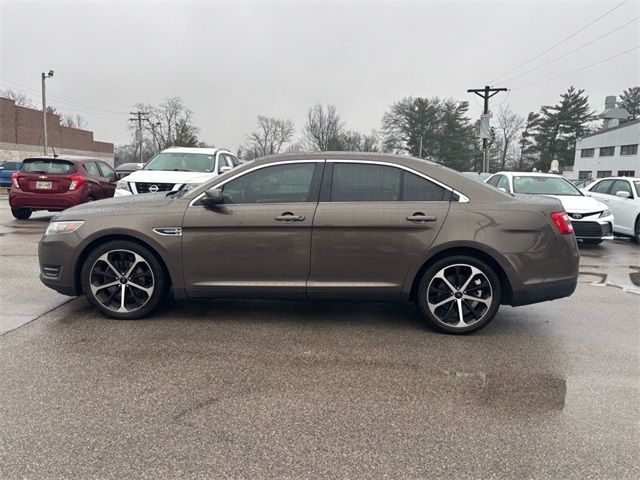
0 97 114 165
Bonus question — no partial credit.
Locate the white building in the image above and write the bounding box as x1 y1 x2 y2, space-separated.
568 119 640 180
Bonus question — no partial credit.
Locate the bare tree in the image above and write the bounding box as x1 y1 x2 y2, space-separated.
302 103 344 151
243 115 295 159
495 106 526 170
1 88 34 107
61 113 87 130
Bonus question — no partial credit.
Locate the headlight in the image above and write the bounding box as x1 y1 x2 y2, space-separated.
45 221 85 235
116 179 131 192
600 209 612 218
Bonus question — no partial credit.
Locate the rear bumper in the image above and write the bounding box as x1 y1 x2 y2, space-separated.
9 189 84 210
511 279 577 306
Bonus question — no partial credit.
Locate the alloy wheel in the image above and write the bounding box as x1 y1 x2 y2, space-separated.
89 249 155 313
426 264 493 329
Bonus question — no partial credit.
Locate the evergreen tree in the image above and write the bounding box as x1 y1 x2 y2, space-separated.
618 86 640 121
517 112 539 171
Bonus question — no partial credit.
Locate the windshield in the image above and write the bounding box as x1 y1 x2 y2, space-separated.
21 159 76 175
513 176 583 196
144 152 216 172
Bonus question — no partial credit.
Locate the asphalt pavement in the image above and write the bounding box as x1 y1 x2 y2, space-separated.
0 199 638 479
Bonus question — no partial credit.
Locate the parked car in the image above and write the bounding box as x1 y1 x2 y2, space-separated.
115 162 144 180
115 147 239 196
9 156 117 220
0 160 22 188
485 172 614 245
461 172 491 183
584 177 640 243
39 153 579 334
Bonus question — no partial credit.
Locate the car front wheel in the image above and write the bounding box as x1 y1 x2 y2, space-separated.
417 256 502 334
80 240 166 319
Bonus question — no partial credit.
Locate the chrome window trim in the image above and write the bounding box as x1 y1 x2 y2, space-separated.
327 159 469 203
188 158 470 207
188 159 324 207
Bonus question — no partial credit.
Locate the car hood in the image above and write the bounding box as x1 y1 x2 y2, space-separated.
121 170 217 185
52 193 176 221
543 194 607 213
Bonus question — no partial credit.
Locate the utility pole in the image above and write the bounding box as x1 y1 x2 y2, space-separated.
41 70 54 155
129 111 149 163
467 85 507 173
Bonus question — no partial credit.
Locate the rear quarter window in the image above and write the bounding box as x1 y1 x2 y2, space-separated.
21 159 76 174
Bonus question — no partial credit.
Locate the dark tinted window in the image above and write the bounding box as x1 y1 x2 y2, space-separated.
97 162 116 181
403 171 448 201
592 179 613 194
611 180 633 197
486 175 501 187
84 162 101 176
21 159 76 174
222 163 317 204
331 164 401 201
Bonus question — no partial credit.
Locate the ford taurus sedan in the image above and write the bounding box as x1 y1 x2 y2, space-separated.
38 153 579 334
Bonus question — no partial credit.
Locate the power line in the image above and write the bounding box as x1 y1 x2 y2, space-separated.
501 16 640 85
489 0 630 83
511 46 639 91
0 76 129 114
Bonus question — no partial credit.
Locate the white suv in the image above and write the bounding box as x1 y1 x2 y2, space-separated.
115 147 239 196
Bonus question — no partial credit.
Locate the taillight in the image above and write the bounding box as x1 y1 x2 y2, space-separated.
551 211 574 235
11 172 21 190
69 174 84 191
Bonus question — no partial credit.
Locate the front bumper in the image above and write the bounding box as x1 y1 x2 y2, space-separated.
38 233 82 296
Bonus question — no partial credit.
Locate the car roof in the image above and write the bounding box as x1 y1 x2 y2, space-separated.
492 171 563 178
23 155 102 163
591 176 640 181
162 147 231 155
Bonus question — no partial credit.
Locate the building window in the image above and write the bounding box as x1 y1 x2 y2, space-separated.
621 144 638 155
581 148 595 157
597 171 612 178
578 171 592 180
599 146 615 156
618 170 635 177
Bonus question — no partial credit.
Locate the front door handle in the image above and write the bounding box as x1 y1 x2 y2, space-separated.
275 212 305 222
406 212 437 222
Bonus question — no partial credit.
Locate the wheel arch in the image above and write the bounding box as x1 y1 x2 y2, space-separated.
407 245 514 305
74 234 173 295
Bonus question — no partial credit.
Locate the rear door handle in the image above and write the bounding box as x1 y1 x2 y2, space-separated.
406 212 437 222
275 213 305 222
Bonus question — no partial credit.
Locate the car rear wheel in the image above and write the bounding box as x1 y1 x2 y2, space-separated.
80 240 166 320
11 207 32 220
417 256 502 334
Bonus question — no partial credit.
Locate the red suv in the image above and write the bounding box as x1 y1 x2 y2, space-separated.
9 156 117 219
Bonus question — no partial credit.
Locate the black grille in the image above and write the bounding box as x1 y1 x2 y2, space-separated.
572 221 606 238
134 182 175 194
568 211 601 220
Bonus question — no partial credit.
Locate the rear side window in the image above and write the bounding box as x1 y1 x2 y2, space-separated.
84 162 101 176
592 180 613 194
330 163 449 202
21 159 76 175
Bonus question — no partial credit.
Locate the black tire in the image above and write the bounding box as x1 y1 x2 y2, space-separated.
80 240 166 320
11 207 32 220
632 217 640 244
582 239 603 245
417 255 502 334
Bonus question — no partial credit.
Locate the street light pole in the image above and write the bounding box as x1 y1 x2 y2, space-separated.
41 70 54 155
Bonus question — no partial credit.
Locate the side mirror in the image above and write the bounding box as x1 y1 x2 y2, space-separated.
220 166 232 174
615 190 631 198
200 188 224 206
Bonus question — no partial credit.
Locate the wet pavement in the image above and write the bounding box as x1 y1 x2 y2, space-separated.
0 199 638 479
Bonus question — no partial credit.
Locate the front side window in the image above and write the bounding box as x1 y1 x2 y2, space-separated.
222 163 317 204
581 148 594 157
621 144 638 155
599 146 615 156
592 179 613 194
611 180 633 197
486 175 502 187
512 176 582 196
144 152 216 172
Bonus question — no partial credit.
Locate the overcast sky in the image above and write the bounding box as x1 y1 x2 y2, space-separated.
1 0 638 151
